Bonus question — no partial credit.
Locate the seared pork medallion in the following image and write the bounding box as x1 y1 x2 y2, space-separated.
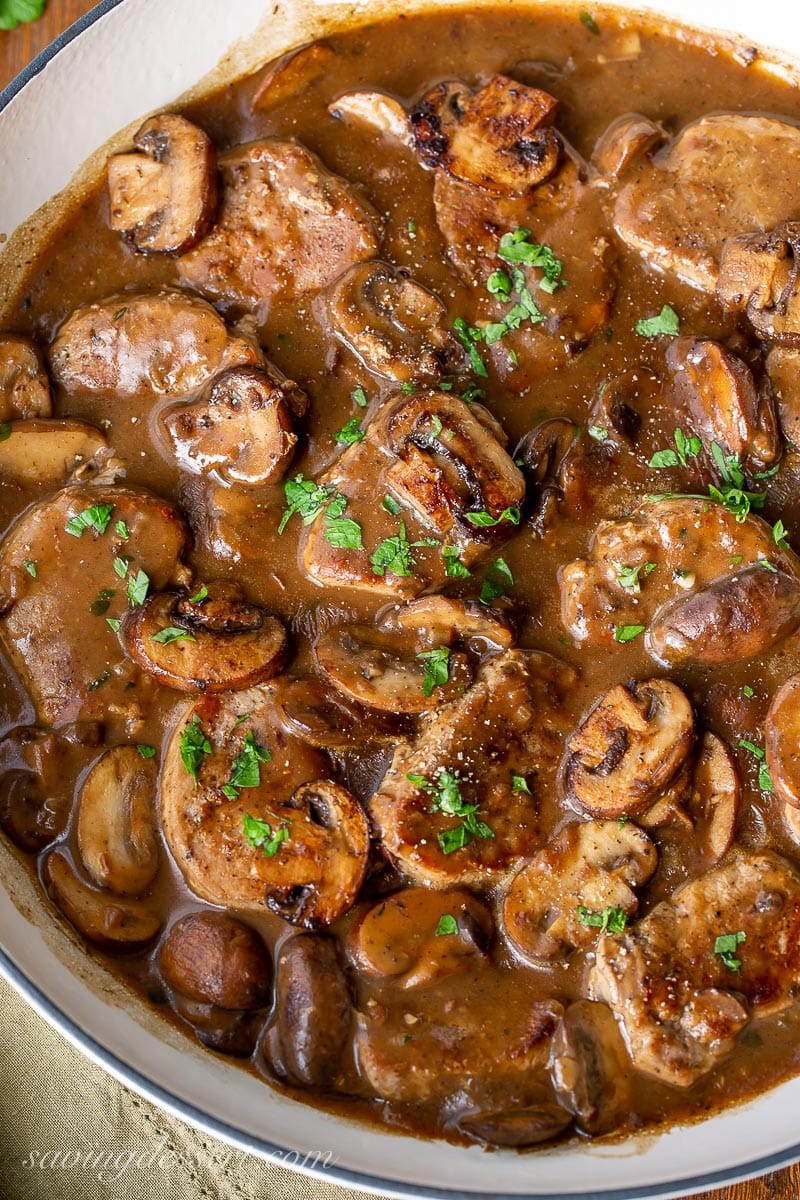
7 2 800 1152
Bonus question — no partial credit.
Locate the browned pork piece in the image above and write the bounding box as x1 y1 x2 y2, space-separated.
179 140 380 313
49 289 262 400
370 650 577 887
559 497 800 663
611 115 800 291
320 261 460 383
162 361 307 487
107 113 218 254
589 852 800 1086
0 334 52 418
160 688 369 927
121 585 289 694
0 484 188 729
502 820 657 963
717 222 800 346
563 679 695 818
665 337 780 470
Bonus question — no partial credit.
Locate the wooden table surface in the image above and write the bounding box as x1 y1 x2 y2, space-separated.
1 4 799 1200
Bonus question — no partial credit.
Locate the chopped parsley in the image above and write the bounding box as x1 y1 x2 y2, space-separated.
648 427 702 470
333 418 365 446
0 422 11 442
635 304 680 338
511 774 532 795
587 425 609 442
113 555 132 579
88 669 111 692
150 626 196 645
464 507 521 528
453 317 488 378
714 930 746 973
371 521 436 578
114 520 130 540
442 545 471 578
90 587 116 616
22 559 37 578
615 561 656 594
773 518 790 550
648 443 766 523
137 745 156 760
743 685 755 699
614 623 645 643
406 767 495 855
497 228 565 294
579 10 601 34
126 569 150 607
577 905 627 933
322 493 364 550
417 646 451 697
0 2 46 35
278 473 334 534
65 503 115 538
188 584 209 604
242 812 289 858
222 730 272 800
435 914 458 937
106 617 121 633
737 738 773 792
480 556 514 603
179 715 212 783
351 386 368 408
382 495 403 516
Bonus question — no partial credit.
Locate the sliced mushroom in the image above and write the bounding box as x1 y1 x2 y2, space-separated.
368 390 525 552
162 365 302 487
159 912 271 1008
0 334 52 418
122 586 288 694
314 622 473 714
328 90 413 145
515 417 580 533
179 140 380 314
717 222 800 346
502 820 657 963
455 1102 571 1148
646 564 800 668
251 40 336 111
272 675 407 749
0 722 102 850
76 746 158 896
586 369 658 455
687 732 740 864
44 850 162 949
173 996 266 1057
107 113 218 254
320 261 459 383
380 594 514 650
49 289 262 400
766 674 800 809
592 113 664 179
666 337 779 469
565 680 695 818
411 75 561 196
266 934 352 1087
549 1000 634 1136
348 887 492 988
160 690 369 927
0 419 108 487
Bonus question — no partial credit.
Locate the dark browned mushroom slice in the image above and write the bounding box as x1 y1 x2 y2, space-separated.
273 675 407 749
646 564 800 668
320 261 459 383
315 622 472 714
172 997 266 1058
107 113 218 254
560 496 800 648
328 90 413 145
371 649 577 887
612 115 800 292
717 222 800 346
564 680 695 818
76 746 159 896
411 75 561 196
686 732 740 865
589 852 800 1086
501 820 657 963
549 1001 634 1136
0 721 102 850
0 419 108 487
160 689 369 927
159 912 272 1008
44 850 162 950
766 674 800 809
380 594 514 650
516 417 580 533
591 113 664 178
0 334 52 418
251 41 337 112
665 337 780 469
122 586 288 694
455 1103 571 1149
348 886 492 988
0 484 189 729
368 390 525 552
49 289 262 400
179 139 380 314
162 364 303 487
265 934 353 1087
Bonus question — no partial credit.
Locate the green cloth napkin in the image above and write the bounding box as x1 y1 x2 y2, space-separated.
0 974 388 1200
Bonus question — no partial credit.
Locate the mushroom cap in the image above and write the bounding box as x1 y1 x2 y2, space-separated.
77 745 159 896
266 933 352 1086
44 850 162 950
122 588 289 694
159 911 272 1009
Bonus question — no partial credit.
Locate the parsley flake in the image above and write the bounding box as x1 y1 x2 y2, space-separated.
498 229 565 294
453 317 488 378
222 730 272 800
442 545 471 578
714 930 746 973
127 569 150 607
649 427 702 469
243 812 289 858
579 10 601 34
150 626 196 645
737 738 773 792
90 587 116 616
635 304 680 338
137 745 156 760
351 386 368 408
512 774 532 795
322 493 364 550
179 715 212 783
614 624 645 643
406 768 495 855
435 914 458 937
333 418 365 446
577 905 627 933
464 507 520 528
417 646 451 697
279 474 334 534
65 503 115 538
22 559 37 577
615 561 656 594
480 556 514 603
